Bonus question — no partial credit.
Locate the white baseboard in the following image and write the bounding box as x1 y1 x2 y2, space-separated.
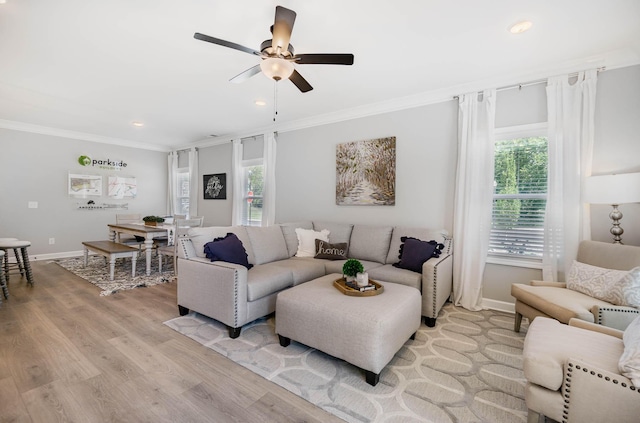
482 298 515 314
7 250 86 262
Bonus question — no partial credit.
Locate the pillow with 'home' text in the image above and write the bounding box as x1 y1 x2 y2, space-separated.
314 239 348 260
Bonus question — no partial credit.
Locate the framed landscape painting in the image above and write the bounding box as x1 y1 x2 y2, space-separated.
336 136 396 206
203 173 226 199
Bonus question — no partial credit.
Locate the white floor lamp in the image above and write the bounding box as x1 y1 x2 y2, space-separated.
585 172 640 244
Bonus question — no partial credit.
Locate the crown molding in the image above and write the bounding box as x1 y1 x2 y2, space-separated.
0 119 171 152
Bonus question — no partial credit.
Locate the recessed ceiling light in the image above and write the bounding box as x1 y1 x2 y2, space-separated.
131 121 144 127
255 100 267 106
509 20 533 34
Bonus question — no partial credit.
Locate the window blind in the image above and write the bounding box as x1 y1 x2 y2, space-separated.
489 137 548 259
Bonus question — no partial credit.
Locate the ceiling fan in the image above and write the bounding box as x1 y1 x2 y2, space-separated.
194 5 354 93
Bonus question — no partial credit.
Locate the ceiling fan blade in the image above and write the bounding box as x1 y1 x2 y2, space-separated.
289 69 313 93
294 53 354 65
230 64 262 83
271 6 296 53
194 32 261 56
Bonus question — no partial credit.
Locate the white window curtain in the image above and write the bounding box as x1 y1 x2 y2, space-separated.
261 132 277 226
543 70 597 281
231 139 244 226
453 89 496 311
188 147 199 217
167 151 178 215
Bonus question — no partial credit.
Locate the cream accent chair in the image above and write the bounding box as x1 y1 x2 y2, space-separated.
523 317 640 423
512 241 640 332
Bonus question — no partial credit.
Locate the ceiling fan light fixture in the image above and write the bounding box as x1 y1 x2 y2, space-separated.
509 20 533 34
260 57 294 81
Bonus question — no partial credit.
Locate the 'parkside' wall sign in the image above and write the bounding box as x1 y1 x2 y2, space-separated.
77 155 128 171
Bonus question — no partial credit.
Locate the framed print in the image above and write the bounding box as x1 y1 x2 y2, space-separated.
203 173 226 199
336 136 396 205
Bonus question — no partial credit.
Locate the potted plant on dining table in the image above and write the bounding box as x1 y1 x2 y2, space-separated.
142 215 165 227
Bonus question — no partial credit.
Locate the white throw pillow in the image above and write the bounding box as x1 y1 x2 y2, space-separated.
295 228 330 257
566 260 629 305
619 315 640 387
616 267 640 308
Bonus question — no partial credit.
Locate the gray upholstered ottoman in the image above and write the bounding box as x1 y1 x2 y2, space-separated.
275 273 421 386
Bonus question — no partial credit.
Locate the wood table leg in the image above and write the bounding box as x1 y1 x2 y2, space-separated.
144 238 153 276
131 253 137 277
83 246 89 267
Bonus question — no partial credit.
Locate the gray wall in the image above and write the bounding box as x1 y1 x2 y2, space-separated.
0 129 167 258
275 101 459 228
197 141 233 226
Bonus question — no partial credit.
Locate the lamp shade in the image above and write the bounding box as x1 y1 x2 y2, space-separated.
584 173 640 204
260 57 294 81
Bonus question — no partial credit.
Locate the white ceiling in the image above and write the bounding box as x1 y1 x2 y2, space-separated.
1 0 639 152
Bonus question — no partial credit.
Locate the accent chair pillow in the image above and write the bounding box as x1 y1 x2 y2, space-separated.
392 237 444 273
566 261 630 306
295 228 330 257
203 233 253 269
619 315 640 388
616 267 640 308
314 239 348 260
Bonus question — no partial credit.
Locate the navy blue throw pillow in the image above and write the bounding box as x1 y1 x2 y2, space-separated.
204 233 253 269
393 237 444 273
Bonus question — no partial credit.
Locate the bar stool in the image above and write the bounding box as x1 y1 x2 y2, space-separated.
0 239 34 285
0 237 23 278
0 250 8 301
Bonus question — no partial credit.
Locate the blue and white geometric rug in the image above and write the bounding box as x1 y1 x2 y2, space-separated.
165 303 529 423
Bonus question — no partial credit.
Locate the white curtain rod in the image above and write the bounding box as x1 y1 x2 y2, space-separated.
454 67 606 99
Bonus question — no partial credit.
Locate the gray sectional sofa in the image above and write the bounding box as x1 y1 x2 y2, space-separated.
176 221 453 338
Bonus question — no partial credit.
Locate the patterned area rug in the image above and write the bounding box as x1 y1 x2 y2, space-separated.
164 303 530 423
55 255 175 296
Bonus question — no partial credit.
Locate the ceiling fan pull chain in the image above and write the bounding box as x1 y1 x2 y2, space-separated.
273 81 278 122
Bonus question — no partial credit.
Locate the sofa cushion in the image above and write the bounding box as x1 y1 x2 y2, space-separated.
386 227 449 264
188 226 255 264
393 237 444 273
295 228 330 258
348 225 393 263
313 221 353 244
270 257 327 286
204 233 253 270
279 221 313 257
246 263 294 301
246 225 289 265
620 315 640 387
324 259 383 275
523 317 623 391
367 264 422 291
566 260 629 305
314 239 348 260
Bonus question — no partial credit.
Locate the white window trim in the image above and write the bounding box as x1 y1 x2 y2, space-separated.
489 122 548 269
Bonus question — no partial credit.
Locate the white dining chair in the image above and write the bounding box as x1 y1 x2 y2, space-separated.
158 217 204 274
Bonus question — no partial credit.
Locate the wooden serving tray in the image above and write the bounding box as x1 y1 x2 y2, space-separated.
333 278 384 296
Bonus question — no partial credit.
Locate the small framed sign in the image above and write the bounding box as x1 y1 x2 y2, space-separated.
203 173 226 199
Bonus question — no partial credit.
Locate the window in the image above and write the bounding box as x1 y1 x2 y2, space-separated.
489 125 548 265
241 161 263 226
176 168 190 215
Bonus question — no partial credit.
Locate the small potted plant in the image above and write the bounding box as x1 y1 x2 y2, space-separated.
342 259 364 283
142 215 165 227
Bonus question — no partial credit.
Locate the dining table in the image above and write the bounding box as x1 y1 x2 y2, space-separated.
107 223 175 276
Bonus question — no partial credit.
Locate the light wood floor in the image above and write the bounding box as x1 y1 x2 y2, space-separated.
0 261 344 423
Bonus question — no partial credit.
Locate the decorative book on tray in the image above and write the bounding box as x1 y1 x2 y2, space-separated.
333 278 384 296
